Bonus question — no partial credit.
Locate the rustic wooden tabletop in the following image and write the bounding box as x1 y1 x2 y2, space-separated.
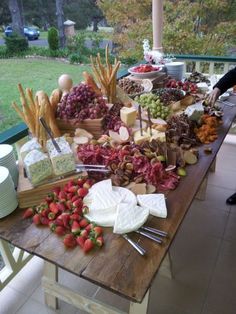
0 101 236 304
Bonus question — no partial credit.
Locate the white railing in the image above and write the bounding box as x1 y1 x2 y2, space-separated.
0 239 32 289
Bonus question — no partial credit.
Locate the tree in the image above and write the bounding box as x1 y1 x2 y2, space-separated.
64 0 104 31
98 0 236 58
55 0 66 48
8 0 24 36
0 0 11 26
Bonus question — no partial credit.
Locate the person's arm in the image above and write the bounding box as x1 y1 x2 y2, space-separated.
207 67 236 106
214 67 236 94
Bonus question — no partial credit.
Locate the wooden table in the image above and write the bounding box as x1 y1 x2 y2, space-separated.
0 101 236 314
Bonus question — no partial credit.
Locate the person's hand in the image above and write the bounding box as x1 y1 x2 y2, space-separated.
207 87 221 106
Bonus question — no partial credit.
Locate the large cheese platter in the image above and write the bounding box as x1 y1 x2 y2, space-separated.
6 45 224 255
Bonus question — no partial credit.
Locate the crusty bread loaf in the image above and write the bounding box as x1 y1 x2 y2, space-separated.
82 71 102 96
50 88 62 114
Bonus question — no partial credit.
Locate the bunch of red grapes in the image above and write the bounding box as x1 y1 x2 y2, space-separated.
56 83 108 121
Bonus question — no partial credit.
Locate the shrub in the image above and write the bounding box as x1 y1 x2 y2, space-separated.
5 33 28 54
48 27 59 51
67 33 90 56
69 53 89 64
0 46 9 58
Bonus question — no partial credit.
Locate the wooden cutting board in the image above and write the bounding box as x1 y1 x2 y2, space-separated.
17 161 87 209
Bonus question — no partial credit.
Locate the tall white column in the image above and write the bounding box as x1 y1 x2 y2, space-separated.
152 0 163 52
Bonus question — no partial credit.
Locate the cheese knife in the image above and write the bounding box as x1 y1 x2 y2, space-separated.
140 226 168 238
122 234 146 256
39 117 62 153
135 230 162 244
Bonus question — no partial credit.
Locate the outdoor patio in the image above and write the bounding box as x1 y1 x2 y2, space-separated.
0 137 236 314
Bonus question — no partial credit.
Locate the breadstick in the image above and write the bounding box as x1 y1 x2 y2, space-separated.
18 84 35 135
35 96 40 139
108 61 121 86
26 88 36 116
12 101 26 123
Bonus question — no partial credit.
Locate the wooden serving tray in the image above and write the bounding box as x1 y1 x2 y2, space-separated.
57 117 104 139
17 161 87 209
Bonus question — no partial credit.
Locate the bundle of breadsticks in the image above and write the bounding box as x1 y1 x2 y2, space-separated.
90 45 120 103
12 84 61 150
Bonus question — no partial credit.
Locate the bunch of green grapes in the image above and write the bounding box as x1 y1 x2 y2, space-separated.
134 93 171 120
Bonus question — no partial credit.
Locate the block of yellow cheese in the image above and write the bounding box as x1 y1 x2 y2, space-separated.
147 128 166 142
133 130 150 145
120 107 137 127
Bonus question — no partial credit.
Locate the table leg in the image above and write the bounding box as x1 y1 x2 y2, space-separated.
129 289 149 314
159 251 173 279
42 261 58 310
195 175 208 201
210 158 216 173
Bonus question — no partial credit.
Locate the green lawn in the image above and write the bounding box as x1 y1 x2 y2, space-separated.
0 59 91 132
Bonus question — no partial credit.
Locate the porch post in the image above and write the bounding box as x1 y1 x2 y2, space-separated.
152 0 163 52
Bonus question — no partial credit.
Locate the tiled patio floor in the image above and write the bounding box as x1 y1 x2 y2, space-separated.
1 139 236 314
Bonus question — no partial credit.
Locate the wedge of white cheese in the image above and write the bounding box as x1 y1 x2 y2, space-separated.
84 180 137 227
137 194 167 218
113 203 149 234
85 205 117 227
24 149 53 186
184 103 204 121
20 138 42 160
46 136 75 176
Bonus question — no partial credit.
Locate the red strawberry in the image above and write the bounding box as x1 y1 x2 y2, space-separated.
96 236 104 247
61 213 70 228
85 223 94 232
49 202 59 214
70 213 81 221
83 238 94 253
68 180 75 187
48 212 56 220
77 178 86 187
22 207 35 219
65 200 73 210
32 214 41 225
59 191 67 201
66 193 74 200
83 179 94 189
71 195 79 202
45 193 54 203
49 221 56 231
93 226 103 238
73 207 82 215
63 234 77 248
80 229 88 239
82 205 89 215
76 236 85 248
80 218 89 228
55 226 66 236
77 188 88 198
41 217 50 225
71 221 81 235
73 199 83 208
57 202 66 212
52 186 61 197
55 217 64 226
68 185 78 193
41 208 50 217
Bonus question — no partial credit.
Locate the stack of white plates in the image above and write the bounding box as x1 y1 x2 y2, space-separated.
0 166 18 218
165 62 184 81
0 144 19 187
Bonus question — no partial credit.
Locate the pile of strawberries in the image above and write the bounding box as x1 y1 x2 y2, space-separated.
22 178 104 253
165 79 198 93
